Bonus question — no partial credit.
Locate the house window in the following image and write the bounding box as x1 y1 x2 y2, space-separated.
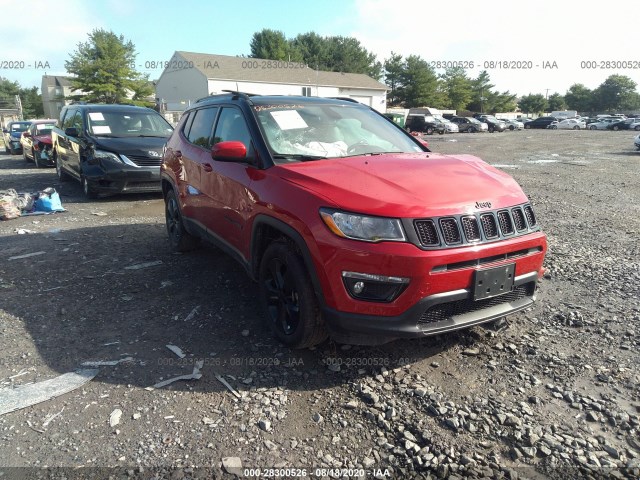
302 87 312 97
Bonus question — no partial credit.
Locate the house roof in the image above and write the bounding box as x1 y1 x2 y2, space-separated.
175 51 387 91
41 75 74 88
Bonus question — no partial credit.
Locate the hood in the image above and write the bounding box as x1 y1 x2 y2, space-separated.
275 153 527 218
33 134 52 144
91 135 167 157
10 132 23 140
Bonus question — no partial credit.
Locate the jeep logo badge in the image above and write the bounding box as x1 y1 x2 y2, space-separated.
475 201 492 209
148 150 160 157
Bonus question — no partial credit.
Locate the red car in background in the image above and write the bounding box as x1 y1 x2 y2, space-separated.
21 119 57 168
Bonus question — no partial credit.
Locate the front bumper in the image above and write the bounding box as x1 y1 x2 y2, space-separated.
84 162 162 194
324 271 538 342
315 231 547 343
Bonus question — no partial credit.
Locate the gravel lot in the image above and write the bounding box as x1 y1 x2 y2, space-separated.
0 129 639 479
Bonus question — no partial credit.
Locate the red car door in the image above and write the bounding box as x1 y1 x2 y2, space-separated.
199 106 257 255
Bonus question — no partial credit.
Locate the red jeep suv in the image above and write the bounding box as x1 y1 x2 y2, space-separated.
161 93 547 348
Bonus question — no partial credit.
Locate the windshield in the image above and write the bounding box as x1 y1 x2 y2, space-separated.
483 116 499 122
254 103 424 161
10 123 30 132
86 110 174 137
469 118 484 124
34 123 55 135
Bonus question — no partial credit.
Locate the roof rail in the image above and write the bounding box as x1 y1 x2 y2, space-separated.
328 97 360 103
195 90 258 104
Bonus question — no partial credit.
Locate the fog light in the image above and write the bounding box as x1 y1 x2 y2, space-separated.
342 271 410 302
353 281 365 294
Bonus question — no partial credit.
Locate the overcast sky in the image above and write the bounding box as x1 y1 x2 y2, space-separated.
1 0 637 97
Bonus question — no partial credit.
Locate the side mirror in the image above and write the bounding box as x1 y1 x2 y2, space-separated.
22 132 31 138
65 127 79 137
211 141 247 162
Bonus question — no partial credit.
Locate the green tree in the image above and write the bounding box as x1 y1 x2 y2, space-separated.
564 83 593 112
518 93 547 114
20 86 44 118
291 32 328 67
383 52 404 106
468 70 494 113
252 30 381 78
65 29 149 104
325 36 382 78
593 75 639 111
0 77 43 118
547 93 566 111
250 29 302 62
441 67 473 111
397 55 441 108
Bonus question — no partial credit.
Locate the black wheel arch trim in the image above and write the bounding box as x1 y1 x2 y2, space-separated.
250 215 326 306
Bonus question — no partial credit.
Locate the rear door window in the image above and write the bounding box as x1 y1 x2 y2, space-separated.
187 107 219 148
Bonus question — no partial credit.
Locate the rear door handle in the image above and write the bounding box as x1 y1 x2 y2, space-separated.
202 163 213 173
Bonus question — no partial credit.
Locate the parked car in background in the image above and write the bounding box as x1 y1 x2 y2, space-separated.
450 116 488 133
552 118 587 130
2 121 31 154
405 114 446 135
434 117 459 133
474 115 506 133
20 119 57 167
51 104 174 197
523 116 558 129
588 118 619 130
607 118 640 131
161 93 547 348
498 118 524 130
635 134 640 150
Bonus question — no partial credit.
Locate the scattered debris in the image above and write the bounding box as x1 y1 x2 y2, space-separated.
109 408 122 427
8 251 46 261
124 260 163 270
91 211 108 216
183 305 200 322
214 372 242 400
15 228 35 234
81 356 133 367
0 369 98 416
26 420 45 434
42 407 65 428
166 345 186 359
151 360 203 389
222 457 243 475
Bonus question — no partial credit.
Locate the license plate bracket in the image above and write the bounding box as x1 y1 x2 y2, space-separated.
473 264 515 301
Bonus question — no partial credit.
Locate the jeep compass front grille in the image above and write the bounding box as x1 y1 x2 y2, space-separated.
414 220 439 246
497 210 514 235
411 203 540 250
480 214 499 239
461 216 481 242
439 218 461 244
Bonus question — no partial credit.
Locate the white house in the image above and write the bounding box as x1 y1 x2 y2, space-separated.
41 75 85 119
155 51 388 122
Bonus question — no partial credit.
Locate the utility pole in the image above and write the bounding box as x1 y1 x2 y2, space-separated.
15 95 23 120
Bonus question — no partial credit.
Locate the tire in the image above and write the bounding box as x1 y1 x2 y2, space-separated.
573 126 579 130
635 125 640 131
405 127 411 133
33 149 41 168
258 241 328 349
81 175 98 199
489 127 495 133
54 150 69 181
589 125 597 130
469 127 477 133
550 125 557 130
612 125 619 131
165 189 199 252
426 127 434 135
524 124 530 129
509 125 515 131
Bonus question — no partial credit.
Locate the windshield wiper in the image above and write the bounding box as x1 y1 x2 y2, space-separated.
134 134 169 138
273 153 326 161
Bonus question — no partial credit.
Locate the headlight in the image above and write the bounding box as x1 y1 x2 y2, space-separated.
93 149 122 163
320 208 406 242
